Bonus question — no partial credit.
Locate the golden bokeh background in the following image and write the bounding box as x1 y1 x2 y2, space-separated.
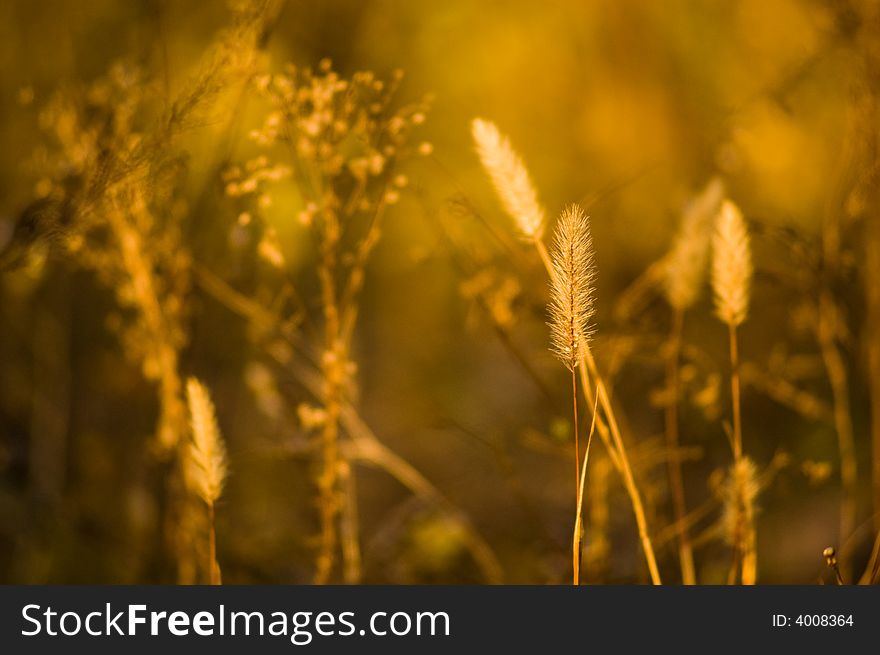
1 0 878 584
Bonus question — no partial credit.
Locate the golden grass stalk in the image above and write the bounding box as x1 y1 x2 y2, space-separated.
711 198 755 584
712 199 750 461
660 178 722 584
549 204 596 585
541 221 660 584
471 118 546 241
543 227 661 584
573 389 600 585
185 377 228 585
470 116 660 583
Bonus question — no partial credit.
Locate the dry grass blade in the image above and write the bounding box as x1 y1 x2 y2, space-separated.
467 117 660 584
573 388 600 585
520 197 660 584
548 203 595 584
472 118 545 240
549 204 596 371
711 197 756 584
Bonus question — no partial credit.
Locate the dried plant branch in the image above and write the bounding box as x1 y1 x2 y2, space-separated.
314 206 345 585
549 204 596 516
106 188 187 453
238 62 429 584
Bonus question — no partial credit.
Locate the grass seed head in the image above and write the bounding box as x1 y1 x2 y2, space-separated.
664 177 724 311
549 204 596 371
185 377 228 506
471 118 545 240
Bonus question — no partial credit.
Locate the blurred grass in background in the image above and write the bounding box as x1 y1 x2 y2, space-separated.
1 0 878 584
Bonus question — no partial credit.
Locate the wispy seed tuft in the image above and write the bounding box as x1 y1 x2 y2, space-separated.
664 177 724 311
549 204 596 371
711 199 752 326
471 118 545 240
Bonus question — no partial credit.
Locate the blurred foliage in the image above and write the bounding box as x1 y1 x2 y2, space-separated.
1 0 879 584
